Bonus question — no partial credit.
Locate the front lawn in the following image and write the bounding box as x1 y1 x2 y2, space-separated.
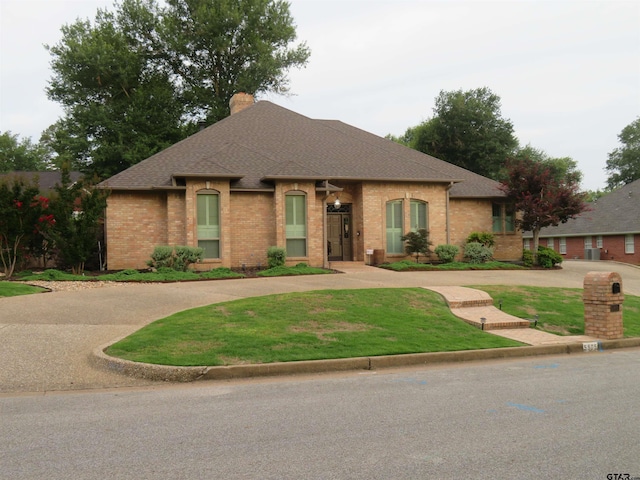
380 260 526 271
473 285 640 337
0 281 48 297
106 288 523 366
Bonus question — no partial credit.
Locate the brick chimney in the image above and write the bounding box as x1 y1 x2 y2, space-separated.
229 92 255 115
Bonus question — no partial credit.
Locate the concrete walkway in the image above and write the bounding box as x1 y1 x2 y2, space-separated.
424 285 598 345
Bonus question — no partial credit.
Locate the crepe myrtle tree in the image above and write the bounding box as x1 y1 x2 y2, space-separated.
0 178 54 277
500 157 588 264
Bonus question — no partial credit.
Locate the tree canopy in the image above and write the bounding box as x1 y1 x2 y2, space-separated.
605 117 640 189
0 131 53 172
500 157 587 263
46 0 310 178
395 87 519 180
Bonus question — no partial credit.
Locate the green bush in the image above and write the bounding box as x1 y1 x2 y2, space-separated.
463 242 494 264
147 245 204 271
537 246 563 268
522 249 534 268
466 231 495 247
267 246 286 268
147 246 174 269
174 246 204 271
434 244 459 263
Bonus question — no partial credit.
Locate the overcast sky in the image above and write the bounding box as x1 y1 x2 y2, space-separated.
1 0 639 191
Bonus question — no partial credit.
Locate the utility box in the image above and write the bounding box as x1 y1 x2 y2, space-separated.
583 272 624 339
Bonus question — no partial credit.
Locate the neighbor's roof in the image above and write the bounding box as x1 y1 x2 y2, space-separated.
100 100 503 198
527 179 640 237
0 171 83 192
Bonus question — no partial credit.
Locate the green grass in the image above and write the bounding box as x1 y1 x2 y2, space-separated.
14 268 245 282
472 285 640 338
106 288 523 366
257 263 333 277
380 260 526 271
0 281 48 297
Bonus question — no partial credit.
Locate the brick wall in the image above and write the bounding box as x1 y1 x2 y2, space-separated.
105 191 168 270
229 191 276 269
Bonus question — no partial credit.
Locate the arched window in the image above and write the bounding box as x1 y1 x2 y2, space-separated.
197 191 220 258
386 200 403 254
286 192 307 257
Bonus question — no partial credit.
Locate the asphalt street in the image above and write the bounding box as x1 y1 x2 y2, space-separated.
2 349 639 479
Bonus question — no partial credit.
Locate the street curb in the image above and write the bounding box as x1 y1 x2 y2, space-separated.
91 337 640 383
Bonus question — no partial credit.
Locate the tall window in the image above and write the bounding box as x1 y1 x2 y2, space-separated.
410 200 428 232
386 200 404 254
286 193 307 257
559 238 567 254
584 236 592 249
493 203 515 233
547 238 554 249
625 234 635 254
197 191 220 258
596 235 603 248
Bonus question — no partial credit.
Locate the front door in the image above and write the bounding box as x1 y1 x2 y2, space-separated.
327 205 352 261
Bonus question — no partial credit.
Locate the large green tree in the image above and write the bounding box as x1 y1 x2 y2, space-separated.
404 87 518 179
46 0 309 178
0 131 53 172
512 144 582 185
605 117 640 189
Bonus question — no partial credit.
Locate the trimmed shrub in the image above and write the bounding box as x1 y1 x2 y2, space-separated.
463 242 494 264
466 231 495 247
537 246 563 268
522 249 534 268
174 246 204 271
267 246 286 268
147 245 204 271
434 244 459 263
148 246 175 269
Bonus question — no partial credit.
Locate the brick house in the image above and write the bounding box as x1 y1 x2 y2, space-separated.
100 93 522 270
523 179 639 265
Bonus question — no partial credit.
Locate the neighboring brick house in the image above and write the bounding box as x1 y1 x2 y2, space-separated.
523 179 639 265
0 171 83 195
100 93 522 270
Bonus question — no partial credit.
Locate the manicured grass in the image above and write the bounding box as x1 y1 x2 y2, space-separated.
106 288 523 366
0 281 47 297
472 285 640 338
380 260 526 271
257 263 333 277
15 268 245 282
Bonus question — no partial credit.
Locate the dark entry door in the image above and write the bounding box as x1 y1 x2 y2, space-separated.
327 212 352 261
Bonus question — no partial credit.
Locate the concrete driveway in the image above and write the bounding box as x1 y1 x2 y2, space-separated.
1 260 638 394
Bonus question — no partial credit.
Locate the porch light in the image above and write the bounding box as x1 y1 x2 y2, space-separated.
334 195 341 207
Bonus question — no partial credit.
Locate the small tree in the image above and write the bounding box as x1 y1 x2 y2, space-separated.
0 178 51 277
47 167 109 274
401 229 432 263
500 158 587 265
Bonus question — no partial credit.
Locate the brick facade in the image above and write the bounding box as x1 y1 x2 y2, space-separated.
538 234 639 265
104 180 524 270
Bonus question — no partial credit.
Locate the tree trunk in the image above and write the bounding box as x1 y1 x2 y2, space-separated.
532 228 541 265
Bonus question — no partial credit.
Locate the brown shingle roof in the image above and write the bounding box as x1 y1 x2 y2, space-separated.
100 101 503 198
0 171 83 193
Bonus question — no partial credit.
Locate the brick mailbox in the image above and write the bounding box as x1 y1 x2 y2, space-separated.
583 272 624 339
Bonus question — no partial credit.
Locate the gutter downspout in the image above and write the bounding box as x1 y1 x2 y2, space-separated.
445 182 454 245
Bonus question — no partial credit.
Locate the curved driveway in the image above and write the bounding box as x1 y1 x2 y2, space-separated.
1 261 638 394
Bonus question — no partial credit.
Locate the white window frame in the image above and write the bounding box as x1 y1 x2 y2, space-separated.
559 238 567 255
596 235 603 248
625 234 635 254
410 200 428 233
524 239 531 250
584 236 593 249
547 238 554 249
